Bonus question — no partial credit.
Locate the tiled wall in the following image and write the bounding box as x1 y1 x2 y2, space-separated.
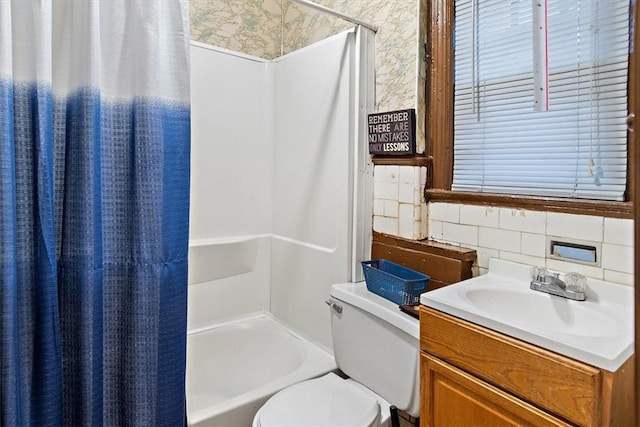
427 202 634 285
373 165 428 240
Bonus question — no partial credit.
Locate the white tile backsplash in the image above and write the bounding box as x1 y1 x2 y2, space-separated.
399 204 415 238
383 200 399 218
375 182 399 200
398 183 414 203
471 246 500 270
460 205 499 228
428 219 444 240
373 165 427 239
478 227 521 252
420 201 428 225
373 165 386 183
499 251 546 268
443 222 478 246
520 232 546 258
375 165 399 183
373 198 385 216
547 212 603 242
603 217 634 247
604 270 633 287
375 171 632 286
601 243 634 274
413 188 423 205
399 203 415 220
399 165 415 183
373 215 398 235
499 208 546 234
426 203 632 286
414 220 424 240
430 202 460 223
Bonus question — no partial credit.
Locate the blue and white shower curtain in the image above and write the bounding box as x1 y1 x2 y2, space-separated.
0 1 190 426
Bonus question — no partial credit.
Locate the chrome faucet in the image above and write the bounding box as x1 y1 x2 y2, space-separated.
529 267 586 301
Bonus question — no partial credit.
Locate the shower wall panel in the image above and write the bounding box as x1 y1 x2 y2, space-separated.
270 31 355 351
188 43 273 328
190 44 273 240
188 30 371 342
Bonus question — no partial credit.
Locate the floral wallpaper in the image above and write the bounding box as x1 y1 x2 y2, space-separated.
283 1 419 124
188 0 425 150
190 0 283 59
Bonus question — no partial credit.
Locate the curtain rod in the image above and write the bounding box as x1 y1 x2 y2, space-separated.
288 0 378 33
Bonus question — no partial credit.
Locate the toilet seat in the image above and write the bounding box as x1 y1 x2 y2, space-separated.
253 373 380 427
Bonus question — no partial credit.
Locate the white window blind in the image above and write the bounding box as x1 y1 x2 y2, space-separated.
452 0 630 201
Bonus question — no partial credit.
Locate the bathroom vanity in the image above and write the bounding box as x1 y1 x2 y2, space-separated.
419 259 634 426
419 306 633 426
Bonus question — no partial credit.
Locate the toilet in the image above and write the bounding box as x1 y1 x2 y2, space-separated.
252 281 420 427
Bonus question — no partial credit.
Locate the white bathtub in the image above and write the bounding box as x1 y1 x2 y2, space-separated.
186 313 337 427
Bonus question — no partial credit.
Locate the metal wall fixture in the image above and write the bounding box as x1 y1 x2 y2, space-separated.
289 0 378 33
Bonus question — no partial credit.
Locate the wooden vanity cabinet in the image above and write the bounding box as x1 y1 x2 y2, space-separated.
419 306 634 427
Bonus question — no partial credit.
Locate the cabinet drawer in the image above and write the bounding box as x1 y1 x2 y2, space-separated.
420 306 601 426
421 353 572 427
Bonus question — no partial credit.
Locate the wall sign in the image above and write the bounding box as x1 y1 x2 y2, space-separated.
367 108 416 155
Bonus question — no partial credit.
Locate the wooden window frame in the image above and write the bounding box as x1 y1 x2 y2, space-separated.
424 0 637 219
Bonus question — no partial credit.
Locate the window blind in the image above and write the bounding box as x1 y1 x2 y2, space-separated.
452 0 629 201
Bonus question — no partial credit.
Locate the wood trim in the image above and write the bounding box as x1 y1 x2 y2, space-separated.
628 0 638 209
372 155 433 167
425 0 636 217
425 189 634 219
425 0 454 190
633 0 640 423
602 356 635 427
372 232 475 290
373 232 476 260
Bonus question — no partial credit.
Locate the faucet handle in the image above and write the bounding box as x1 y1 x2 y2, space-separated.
529 266 548 281
564 272 587 292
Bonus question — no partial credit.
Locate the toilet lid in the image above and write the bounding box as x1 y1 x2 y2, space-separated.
256 373 380 427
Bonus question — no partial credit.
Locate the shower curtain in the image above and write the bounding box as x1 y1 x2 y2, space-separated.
0 1 190 426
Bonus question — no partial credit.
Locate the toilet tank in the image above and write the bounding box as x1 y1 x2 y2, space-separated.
328 282 420 417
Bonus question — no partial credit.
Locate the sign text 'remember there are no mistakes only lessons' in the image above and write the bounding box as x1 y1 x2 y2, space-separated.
368 109 416 155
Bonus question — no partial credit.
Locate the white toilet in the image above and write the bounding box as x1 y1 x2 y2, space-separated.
252 281 420 427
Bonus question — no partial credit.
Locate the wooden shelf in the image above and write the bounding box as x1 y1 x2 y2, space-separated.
371 155 432 167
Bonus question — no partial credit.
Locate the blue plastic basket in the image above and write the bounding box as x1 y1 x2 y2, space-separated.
361 259 430 305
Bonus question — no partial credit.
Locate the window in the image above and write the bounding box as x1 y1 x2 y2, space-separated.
426 0 637 217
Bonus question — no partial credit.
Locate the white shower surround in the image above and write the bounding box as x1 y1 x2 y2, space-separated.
188 27 374 349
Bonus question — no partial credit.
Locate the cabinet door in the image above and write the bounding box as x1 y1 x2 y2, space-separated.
421 353 571 427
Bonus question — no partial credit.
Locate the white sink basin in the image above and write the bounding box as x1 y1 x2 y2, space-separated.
420 259 634 371
462 287 620 338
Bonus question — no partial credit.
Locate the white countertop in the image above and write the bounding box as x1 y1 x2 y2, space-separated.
420 259 634 371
